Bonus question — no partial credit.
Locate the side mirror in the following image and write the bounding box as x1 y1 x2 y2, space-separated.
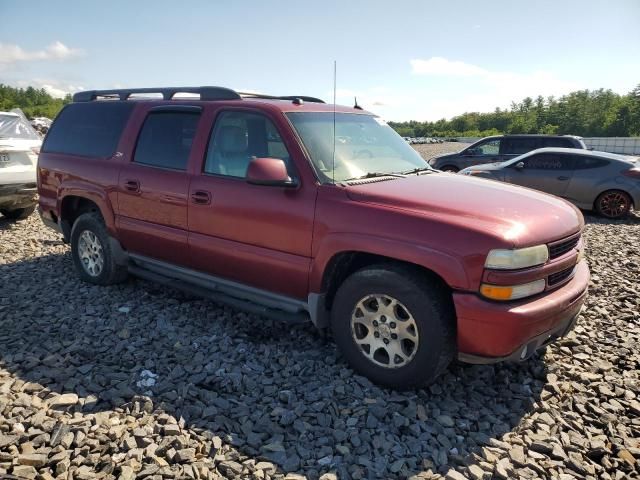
515 161 525 170
246 157 297 187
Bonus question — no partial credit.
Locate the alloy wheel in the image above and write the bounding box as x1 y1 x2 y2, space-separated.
78 230 104 277
599 192 629 218
350 294 419 368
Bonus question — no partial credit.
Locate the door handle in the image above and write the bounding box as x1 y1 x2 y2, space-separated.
557 176 569 181
191 190 211 205
124 179 140 192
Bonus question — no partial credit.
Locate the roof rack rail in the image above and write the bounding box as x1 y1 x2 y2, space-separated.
73 86 242 102
237 92 325 104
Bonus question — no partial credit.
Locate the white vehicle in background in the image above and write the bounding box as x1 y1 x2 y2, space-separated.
0 110 41 220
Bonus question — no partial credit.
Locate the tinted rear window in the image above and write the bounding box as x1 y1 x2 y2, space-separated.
133 111 200 170
42 102 134 158
541 137 574 148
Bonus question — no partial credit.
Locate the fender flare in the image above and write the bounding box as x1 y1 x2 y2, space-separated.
57 182 117 237
309 232 470 294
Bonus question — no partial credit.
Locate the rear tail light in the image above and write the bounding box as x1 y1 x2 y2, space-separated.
622 168 640 179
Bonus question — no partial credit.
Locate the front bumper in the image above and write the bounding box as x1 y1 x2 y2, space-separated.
0 183 37 210
455 260 589 362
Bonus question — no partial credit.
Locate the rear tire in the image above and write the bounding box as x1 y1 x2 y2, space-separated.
1 205 36 220
331 264 455 389
595 190 631 219
440 166 459 173
70 212 128 285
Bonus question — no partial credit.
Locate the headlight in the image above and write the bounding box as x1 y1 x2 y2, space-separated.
485 245 549 270
480 279 546 301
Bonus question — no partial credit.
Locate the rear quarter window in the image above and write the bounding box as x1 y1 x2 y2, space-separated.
42 102 135 158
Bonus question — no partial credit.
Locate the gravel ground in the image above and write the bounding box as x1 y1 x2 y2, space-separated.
412 142 467 162
1 207 639 480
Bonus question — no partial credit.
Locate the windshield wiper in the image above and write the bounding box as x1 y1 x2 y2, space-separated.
402 166 435 175
345 171 406 181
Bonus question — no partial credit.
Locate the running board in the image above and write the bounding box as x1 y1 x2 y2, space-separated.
128 254 310 324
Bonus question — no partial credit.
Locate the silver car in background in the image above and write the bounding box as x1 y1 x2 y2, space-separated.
461 148 640 218
0 110 42 221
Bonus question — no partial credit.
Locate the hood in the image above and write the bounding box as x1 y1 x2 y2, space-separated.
345 173 583 247
430 151 461 162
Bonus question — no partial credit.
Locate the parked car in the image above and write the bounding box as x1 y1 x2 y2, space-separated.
430 134 587 172
0 110 41 220
461 148 640 218
38 86 589 388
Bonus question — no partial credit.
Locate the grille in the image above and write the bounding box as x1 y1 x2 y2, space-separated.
548 266 575 286
548 235 580 259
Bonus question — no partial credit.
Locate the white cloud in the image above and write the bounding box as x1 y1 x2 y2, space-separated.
404 57 583 120
0 41 84 64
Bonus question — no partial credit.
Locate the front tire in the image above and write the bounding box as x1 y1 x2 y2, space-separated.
595 190 631 219
1 205 36 220
331 264 455 389
70 212 128 285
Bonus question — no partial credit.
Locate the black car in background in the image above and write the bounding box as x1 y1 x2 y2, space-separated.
430 134 587 172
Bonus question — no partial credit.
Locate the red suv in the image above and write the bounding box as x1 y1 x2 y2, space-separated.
37 87 589 388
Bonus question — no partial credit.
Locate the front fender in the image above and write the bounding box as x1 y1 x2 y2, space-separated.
309 232 470 293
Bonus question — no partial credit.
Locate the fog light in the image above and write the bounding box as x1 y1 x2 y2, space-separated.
480 279 546 301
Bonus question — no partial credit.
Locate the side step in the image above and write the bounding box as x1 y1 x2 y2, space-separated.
128 263 310 325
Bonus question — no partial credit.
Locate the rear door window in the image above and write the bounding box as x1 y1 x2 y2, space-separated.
572 156 609 169
502 137 540 155
542 137 574 148
133 111 201 170
42 102 134 158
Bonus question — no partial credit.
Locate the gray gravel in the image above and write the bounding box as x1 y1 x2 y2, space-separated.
0 211 639 480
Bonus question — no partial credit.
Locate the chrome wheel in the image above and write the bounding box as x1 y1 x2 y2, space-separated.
78 230 104 277
350 294 419 369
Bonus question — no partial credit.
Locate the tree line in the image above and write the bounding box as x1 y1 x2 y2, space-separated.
2 82 640 138
389 85 640 139
0 84 71 119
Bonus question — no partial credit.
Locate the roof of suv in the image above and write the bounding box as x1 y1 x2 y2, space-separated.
481 134 584 140
71 86 373 115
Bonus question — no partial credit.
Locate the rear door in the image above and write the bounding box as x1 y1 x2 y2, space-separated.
116 105 202 266
505 152 575 197
187 107 316 299
564 155 611 206
500 137 541 161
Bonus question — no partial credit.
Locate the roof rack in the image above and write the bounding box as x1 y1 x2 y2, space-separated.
237 92 325 104
73 86 241 102
73 87 325 104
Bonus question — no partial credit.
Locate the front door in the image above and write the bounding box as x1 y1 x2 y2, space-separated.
117 106 202 266
505 152 575 197
462 138 502 169
187 108 316 299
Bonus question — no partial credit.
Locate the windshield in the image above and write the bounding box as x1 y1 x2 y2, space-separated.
0 114 40 140
286 112 430 182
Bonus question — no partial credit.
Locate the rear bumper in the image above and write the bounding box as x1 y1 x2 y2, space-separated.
454 260 589 362
0 183 37 210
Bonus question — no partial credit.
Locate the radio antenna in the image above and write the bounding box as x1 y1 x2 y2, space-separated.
332 60 337 184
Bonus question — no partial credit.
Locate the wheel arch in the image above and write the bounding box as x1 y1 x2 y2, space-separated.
58 188 116 241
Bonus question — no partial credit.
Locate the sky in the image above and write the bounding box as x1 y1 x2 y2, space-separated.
1 0 639 121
